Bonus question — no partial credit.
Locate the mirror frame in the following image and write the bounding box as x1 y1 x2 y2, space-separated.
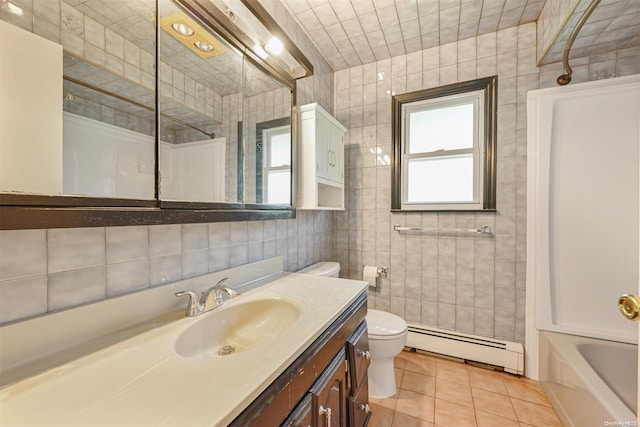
0 0 310 230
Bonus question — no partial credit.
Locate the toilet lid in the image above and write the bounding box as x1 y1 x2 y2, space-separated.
297 262 340 276
367 309 407 338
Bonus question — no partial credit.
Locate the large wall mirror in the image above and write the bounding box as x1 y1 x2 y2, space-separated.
0 0 308 229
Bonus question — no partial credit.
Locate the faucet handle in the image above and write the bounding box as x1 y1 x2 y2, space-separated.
175 291 202 317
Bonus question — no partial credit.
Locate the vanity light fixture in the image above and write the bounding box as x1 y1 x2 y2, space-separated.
171 22 194 37
160 12 225 59
254 44 268 59
264 37 283 55
194 40 214 52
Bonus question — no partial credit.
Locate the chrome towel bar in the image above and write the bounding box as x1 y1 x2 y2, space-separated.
393 224 493 235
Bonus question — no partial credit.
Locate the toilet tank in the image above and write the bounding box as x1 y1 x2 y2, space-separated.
298 262 340 278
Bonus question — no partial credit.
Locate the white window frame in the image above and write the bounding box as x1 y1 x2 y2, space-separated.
391 76 497 212
263 125 291 204
401 90 484 210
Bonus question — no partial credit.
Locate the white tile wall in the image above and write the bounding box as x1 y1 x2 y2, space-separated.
335 21 640 343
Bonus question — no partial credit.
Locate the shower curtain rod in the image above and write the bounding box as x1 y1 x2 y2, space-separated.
63 76 216 139
557 0 602 86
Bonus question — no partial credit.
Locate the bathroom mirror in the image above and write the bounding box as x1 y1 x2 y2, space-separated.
0 0 310 229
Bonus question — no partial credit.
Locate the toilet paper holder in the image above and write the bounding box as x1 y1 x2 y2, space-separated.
376 266 388 275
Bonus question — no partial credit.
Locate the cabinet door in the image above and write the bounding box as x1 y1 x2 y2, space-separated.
315 117 343 185
326 123 344 184
315 116 331 182
346 320 370 395
281 394 313 427
349 376 371 427
311 350 347 427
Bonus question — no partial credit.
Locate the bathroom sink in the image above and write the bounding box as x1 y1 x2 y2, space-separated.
174 297 301 359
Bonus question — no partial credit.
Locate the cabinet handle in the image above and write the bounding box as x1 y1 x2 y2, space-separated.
319 406 332 427
358 403 370 414
357 349 371 360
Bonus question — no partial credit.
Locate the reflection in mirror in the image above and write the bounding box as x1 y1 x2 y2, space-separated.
0 0 157 199
61 1 157 199
242 60 292 205
158 0 293 205
158 0 240 203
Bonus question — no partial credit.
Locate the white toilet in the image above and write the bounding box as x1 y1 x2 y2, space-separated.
298 262 408 398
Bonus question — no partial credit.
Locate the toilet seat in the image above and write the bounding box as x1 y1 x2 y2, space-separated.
367 309 407 340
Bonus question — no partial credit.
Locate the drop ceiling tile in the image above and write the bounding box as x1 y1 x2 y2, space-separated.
351 0 376 15
404 36 424 53
396 0 419 22
314 2 340 26
498 7 524 30
343 17 366 38
326 23 349 42
360 11 382 33
439 0 461 11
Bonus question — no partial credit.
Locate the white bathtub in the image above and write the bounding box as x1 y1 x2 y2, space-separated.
539 331 637 427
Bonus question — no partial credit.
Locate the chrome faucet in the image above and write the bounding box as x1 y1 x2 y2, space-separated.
175 277 240 317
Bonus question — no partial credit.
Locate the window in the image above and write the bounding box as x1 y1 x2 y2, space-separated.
263 125 291 204
392 76 497 211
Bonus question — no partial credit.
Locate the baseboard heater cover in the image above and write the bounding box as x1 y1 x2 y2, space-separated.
406 324 525 375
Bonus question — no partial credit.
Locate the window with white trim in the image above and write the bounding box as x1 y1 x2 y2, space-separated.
263 125 291 204
392 77 497 211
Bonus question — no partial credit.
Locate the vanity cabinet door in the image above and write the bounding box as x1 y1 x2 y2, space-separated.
349 376 371 427
310 349 347 427
281 394 313 427
346 320 370 394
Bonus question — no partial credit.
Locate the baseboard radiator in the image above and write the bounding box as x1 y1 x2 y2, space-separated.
406 324 525 375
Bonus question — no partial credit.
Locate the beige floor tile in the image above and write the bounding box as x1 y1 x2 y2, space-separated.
369 404 394 427
402 352 437 377
435 361 470 385
476 409 520 427
471 388 517 420
380 351 562 427
401 370 436 396
467 368 509 395
435 378 474 407
370 393 398 411
395 389 436 422
511 398 563 427
392 412 435 427
504 378 552 406
394 353 408 370
434 398 477 427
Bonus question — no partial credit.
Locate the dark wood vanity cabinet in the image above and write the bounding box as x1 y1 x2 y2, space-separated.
346 321 371 427
230 292 370 427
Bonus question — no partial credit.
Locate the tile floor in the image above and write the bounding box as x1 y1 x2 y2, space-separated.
369 350 564 427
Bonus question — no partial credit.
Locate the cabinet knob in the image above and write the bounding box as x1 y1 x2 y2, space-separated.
358 403 370 414
319 405 332 427
357 349 371 360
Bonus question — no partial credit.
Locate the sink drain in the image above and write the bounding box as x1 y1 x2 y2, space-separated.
217 345 235 356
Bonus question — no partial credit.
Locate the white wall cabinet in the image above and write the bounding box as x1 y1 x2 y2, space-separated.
297 103 347 210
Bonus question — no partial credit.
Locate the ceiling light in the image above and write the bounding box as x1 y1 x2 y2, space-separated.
264 37 283 55
171 22 194 37
194 41 215 53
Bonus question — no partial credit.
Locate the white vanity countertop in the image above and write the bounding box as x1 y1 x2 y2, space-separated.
0 274 367 426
